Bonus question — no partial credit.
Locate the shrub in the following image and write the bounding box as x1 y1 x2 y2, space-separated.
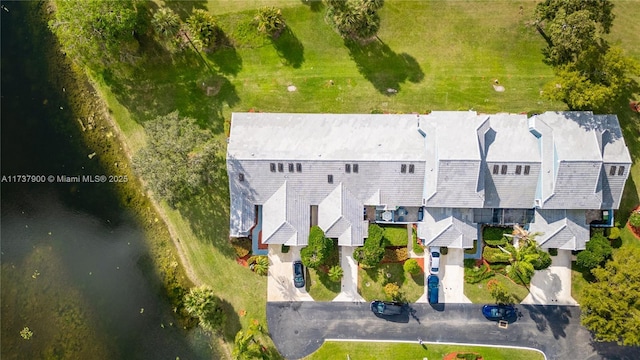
354 224 386 268
383 247 409 262
464 265 495 284
464 240 478 254
548 248 558 256
328 265 344 282
487 279 513 305
281 244 290 253
441 247 448 255
301 226 334 269
531 250 552 270
248 255 269 275
383 283 400 300
608 227 620 240
484 237 509 247
629 212 640 228
230 237 251 258
483 246 511 263
186 9 217 51
456 353 481 360
483 226 511 241
576 233 613 270
403 259 422 275
183 286 225 333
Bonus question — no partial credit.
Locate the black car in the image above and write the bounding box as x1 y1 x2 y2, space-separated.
482 304 516 321
293 260 305 288
370 300 404 315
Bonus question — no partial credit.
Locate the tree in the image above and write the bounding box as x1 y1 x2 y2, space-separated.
542 9 602 66
543 46 640 112
487 279 513 305
49 0 140 70
499 227 550 285
300 226 334 269
576 233 613 270
328 265 344 282
232 330 263 360
403 258 421 276
353 224 385 268
325 0 384 41
133 112 220 208
581 247 640 346
152 7 181 40
186 9 218 51
383 282 400 300
183 286 225 333
535 0 615 34
255 7 286 38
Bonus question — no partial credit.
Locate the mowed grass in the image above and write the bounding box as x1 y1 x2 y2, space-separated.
382 226 409 246
464 274 529 304
359 263 424 302
307 268 341 301
304 341 545 360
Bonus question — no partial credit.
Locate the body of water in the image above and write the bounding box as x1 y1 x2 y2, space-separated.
1 2 213 359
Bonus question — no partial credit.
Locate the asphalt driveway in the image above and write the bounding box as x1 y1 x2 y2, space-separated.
266 302 640 360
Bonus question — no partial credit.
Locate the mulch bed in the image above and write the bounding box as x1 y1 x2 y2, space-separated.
443 352 483 360
626 207 640 240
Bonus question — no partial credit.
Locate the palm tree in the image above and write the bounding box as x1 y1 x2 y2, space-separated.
152 7 181 39
183 286 225 333
328 265 344 282
499 225 547 285
232 330 263 360
255 7 286 38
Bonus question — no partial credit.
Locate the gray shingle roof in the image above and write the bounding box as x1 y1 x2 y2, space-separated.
529 209 589 250
418 208 476 248
318 184 367 246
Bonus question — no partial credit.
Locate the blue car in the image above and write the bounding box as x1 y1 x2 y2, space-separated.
482 304 516 321
427 275 439 304
293 260 305 288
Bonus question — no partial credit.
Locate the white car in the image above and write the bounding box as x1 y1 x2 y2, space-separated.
429 247 441 275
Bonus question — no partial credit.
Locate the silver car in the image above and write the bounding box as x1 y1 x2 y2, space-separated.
429 247 441 275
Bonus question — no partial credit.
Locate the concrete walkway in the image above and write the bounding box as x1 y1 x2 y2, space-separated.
267 245 314 302
333 246 365 302
522 250 578 305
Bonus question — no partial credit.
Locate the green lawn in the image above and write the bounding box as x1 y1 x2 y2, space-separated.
570 261 593 305
464 274 529 304
306 242 341 301
358 263 423 302
382 226 409 246
304 341 544 360
620 226 640 249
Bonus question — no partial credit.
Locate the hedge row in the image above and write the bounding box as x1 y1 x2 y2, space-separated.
482 246 511 263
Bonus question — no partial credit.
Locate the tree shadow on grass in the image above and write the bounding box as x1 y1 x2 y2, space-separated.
164 0 208 20
345 38 424 95
219 298 241 342
175 162 236 260
300 0 323 12
209 28 243 76
272 27 305 68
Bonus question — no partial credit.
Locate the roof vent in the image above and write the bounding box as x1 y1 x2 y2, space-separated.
534 199 542 208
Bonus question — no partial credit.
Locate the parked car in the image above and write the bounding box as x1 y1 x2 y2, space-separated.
370 300 404 316
482 304 516 321
427 275 439 304
293 260 305 288
429 247 441 274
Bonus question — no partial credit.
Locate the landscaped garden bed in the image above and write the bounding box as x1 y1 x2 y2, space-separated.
306 236 341 301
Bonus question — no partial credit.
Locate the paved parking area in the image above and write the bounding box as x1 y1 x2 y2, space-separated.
333 246 365 302
522 249 578 305
440 248 471 303
267 245 313 302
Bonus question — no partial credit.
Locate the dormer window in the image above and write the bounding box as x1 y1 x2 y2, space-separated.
409 164 415 173
609 166 617 176
401 164 407 173
515 165 522 175
492 165 499 174
524 165 530 175
239 173 244 182
501 165 507 175
353 164 359 173
296 163 302 172
328 174 333 184
270 163 276 172
618 166 625 176
345 164 351 173
288 163 294 172
278 163 283 172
